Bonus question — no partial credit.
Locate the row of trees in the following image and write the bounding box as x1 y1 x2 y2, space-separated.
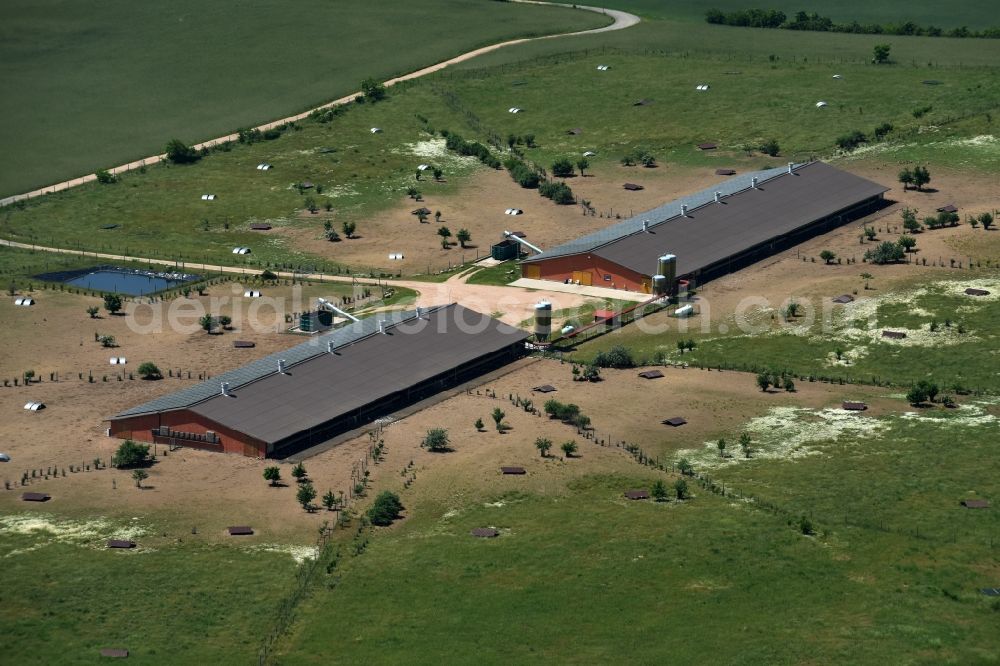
707 9 1000 40
533 437 577 458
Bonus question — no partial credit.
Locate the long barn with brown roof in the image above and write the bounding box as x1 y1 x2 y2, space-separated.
520 161 888 294
107 305 527 458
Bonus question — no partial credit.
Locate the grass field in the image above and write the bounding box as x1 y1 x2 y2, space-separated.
5 46 998 274
0 0 607 196
0 516 298 663
550 0 1000 27
277 395 1000 663
575 273 1000 392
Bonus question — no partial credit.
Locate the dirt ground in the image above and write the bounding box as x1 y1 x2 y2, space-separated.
0 349 894 544
281 162 749 275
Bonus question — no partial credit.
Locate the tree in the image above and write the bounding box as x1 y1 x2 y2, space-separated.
759 138 780 157
864 241 905 264
799 516 815 535
164 139 199 164
113 439 149 468
898 168 914 190
95 169 117 184
368 491 404 526
132 469 148 488
819 250 836 264
593 344 635 369
901 207 921 233
980 212 994 230
432 167 443 181
784 377 796 392
860 272 874 290
297 482 317 511
524 133 536 147
360 77 386 103
864 226 877 241
324 220 332 232
137 362 162 380
872 43 892 64
99 334 116 348
716 438 727 458
651 479 669 501
86 306 100 318
561 440 578 457
219 315 232 330
739 432 752 458
322 490 336 511
422 428 450 452
263 466 281 487
456 228 471 248
576 158 590 176
491 408 505 430
474 417 484 431
551 158 575 178
581 365 601 382
416 210 428 223
435 210 442 223
342 221 356 239
437 226 452 245
291 462 307 482
535 437 553 457
912 165 931 190
199 314 214 334
899 235 917 252
677 458 693 476
756 372 771 392
674 478 689 500
103 293 123 315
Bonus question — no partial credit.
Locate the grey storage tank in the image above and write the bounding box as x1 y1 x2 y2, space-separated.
656 254 677 292
652 274 668 295
534 300 552 340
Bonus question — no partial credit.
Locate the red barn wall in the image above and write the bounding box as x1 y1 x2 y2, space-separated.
523 254 651 293
109 409 266 458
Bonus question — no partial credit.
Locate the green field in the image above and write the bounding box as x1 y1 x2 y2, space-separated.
574 273 1000 392
551 0 1000 27
5 44 998 274
0 0 607 197
277 405 1000 663
0 516 297 663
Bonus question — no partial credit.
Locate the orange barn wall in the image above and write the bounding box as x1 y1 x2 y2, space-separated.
523 255 651 293
109 409 266 458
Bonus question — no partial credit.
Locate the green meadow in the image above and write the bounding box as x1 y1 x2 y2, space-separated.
278 406 1000 664
0 520 297 664
4 44 997 273
0 0 606 196
575 274 1000 392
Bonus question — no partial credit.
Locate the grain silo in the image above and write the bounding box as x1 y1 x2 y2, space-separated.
534 301 552 340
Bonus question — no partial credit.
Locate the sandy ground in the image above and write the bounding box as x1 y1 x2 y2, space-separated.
0 2 638 206
0 353 892 544
282 162 739 276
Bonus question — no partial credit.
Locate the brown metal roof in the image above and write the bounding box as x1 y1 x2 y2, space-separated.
833 294 855 304
107 539 136 549
189 305 526 445
625 490 649 500
715 168 737 176
228 526 254 536
663 417 687 426
532 384 557 393
21 492 50 502
961 499 989 509
100 648 129 658
623 183 644 191
842 401 868 411
882 330 907 339
638 370 664 379
471 528 500 538
697 142 718 150
501 466 526 475
965 288 990 296
592 162 888 278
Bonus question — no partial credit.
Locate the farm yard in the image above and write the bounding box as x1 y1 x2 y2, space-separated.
3 0 1000 663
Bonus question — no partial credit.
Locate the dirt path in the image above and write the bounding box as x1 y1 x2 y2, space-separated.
0 2 638 208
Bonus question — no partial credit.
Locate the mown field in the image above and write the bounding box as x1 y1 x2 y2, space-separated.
0 520 298 664
277 399 1000 663
0 0 607 196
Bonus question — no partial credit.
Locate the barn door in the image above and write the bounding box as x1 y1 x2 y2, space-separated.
523 265 541 279
573 271 592 286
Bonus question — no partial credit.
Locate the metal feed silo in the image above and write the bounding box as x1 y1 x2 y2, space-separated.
534 301 552 340
656 254 676 294
652 274 668 295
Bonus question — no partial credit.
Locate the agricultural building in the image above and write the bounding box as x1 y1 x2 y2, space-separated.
520 161 888 293
107 305 527 458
